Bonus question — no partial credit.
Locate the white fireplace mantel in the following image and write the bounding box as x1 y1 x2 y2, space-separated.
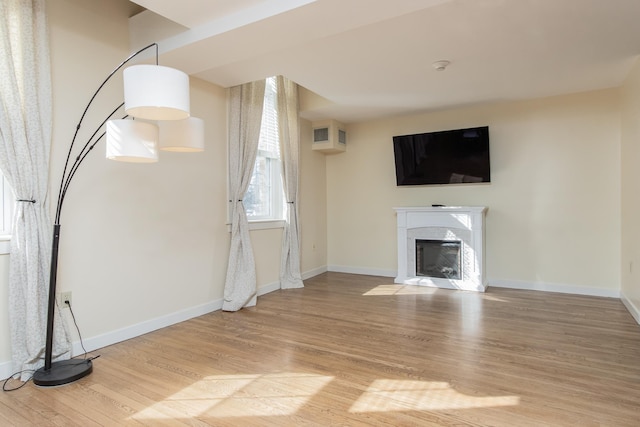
394 206 487 292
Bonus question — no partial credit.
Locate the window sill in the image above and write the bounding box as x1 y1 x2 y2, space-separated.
249 220 285 230
227 220 285 232
0 236 10 255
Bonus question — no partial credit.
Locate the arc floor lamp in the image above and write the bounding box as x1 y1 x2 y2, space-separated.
31 43 203 386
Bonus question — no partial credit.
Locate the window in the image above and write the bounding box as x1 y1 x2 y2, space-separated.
0 173 14 236
0 172 14 254
244 76 284 221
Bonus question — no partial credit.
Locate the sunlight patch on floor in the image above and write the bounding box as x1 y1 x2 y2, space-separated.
350 379 519 412
130 373 333 419
482 294 509 302
363 284 439 296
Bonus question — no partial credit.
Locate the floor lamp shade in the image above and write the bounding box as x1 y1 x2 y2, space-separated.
106 120 159 162
124 64 190 121
159 117 205 152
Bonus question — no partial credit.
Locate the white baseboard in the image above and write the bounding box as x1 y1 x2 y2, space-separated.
0 298 226 380
302 266 327 280
0 298 228 381
78 280 283 356
257 280 281 296
325 267 622 299
328 265 396 278
323 272 636 323
489 279 620 298
3 271 631 381
621 292 640 325
1 282 286 380
65 274 635 370
0 281 290 380
74 298 224 356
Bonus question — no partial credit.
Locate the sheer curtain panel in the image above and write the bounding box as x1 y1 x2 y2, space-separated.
276 76 304 289
0 0 71 379
223 80 266 311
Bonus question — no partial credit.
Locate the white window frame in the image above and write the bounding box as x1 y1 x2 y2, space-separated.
0 173 14 254
242 76 285 229
246 148 284 221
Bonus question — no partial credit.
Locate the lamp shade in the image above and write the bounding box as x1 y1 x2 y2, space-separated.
106 120 159 163
159 117 205 152
123 64 190 121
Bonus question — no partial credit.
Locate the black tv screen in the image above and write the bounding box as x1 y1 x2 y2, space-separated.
393 126 490 186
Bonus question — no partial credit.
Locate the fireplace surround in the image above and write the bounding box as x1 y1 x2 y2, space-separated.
394 206 487 291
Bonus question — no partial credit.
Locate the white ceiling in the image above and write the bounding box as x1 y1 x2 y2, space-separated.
128 0 640 123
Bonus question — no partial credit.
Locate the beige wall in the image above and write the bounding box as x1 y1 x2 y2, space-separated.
0 0 329 375
45 0 228 340
621 58 640 321
250 118 328 282
1 0 634 375
327 89 621 294
299 119 328 275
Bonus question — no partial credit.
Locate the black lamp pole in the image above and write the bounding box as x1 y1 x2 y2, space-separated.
32 43 158 386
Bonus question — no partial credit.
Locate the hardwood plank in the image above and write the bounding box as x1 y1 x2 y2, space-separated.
1 272 639 426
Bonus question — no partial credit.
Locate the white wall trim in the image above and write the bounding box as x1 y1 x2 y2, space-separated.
327 266 622 299
4 271 630 381
302 265 327 280
227 220 286 232
2 298 226 381
0 237 10 255
621 291 640 325
76 281 284 356
257 280 281 296
489 279 620 298
71 298 224 356
0 281 288 380
328 265 396 278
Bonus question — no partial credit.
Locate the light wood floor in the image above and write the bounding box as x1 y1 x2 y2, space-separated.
2 272 640 426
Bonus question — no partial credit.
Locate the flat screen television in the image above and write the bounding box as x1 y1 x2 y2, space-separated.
393 126 490 186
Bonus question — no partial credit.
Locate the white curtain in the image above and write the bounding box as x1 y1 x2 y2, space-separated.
276 76 304 289
0 0 71 379
223 80 266 311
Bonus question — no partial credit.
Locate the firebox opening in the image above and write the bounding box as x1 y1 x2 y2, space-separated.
415 239 462 280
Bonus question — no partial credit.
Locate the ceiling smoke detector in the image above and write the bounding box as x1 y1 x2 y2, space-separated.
432 60 451 71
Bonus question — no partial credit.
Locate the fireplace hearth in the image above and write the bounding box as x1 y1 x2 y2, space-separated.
394 206 487 291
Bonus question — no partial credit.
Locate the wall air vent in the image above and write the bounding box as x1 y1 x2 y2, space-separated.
338 129 346 145
311 120 346 154
314 127 329 143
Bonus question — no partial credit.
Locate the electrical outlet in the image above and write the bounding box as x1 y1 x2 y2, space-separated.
59 291 72 308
